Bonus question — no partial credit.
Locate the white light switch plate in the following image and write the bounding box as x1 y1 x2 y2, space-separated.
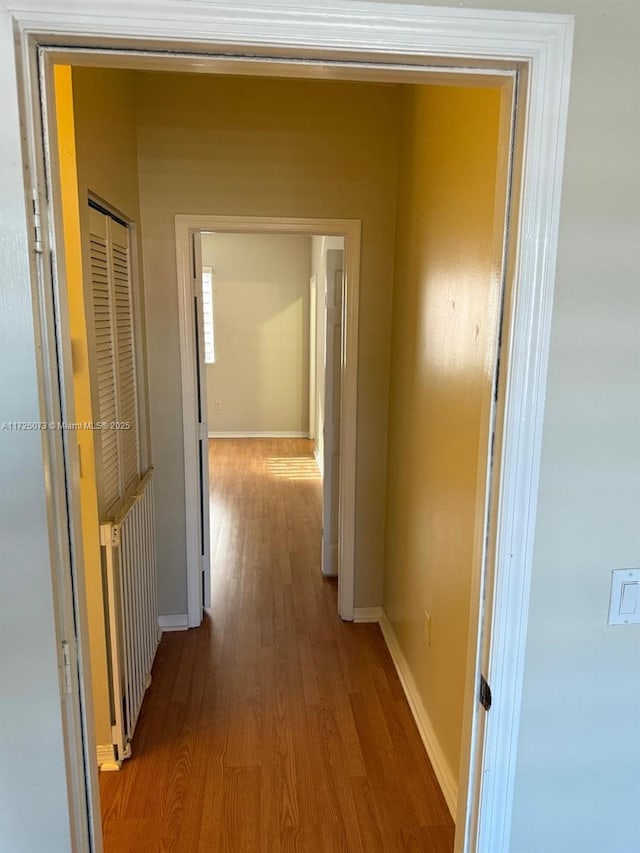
608 568 640 625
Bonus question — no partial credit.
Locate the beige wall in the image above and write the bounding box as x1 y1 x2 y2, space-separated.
384 83 503 782
68 66 146 747
135 72 400 613
202 233 311 433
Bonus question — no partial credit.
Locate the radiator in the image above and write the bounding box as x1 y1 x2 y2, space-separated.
100 467 159 764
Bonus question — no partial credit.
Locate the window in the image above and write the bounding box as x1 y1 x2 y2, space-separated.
202 265 215 364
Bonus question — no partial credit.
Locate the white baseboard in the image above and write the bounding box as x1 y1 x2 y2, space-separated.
314 447 323 476
97 743 121 772
353 606 382 623
158 613 189 632
208 431 310 439
379 610 458 819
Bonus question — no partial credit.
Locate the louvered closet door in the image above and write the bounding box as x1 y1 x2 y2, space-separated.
110 219 139 493
90 207 120 514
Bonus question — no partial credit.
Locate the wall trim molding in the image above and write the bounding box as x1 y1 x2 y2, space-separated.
158 613 189 632
379 611 458 819
208 431 310 439
96 744 121 773
353 606 382 623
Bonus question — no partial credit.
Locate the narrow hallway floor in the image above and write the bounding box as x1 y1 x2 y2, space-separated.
99 438 454 852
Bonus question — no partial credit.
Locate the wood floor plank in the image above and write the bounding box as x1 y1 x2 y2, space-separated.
350 776 388 853
222 766 262 853
99 438 454 851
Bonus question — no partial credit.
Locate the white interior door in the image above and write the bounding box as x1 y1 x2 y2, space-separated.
191 231 211 610
322 251 344 576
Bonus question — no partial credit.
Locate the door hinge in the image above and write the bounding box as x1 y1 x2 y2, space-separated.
61 641 73 696
31 188 43 254
479 674 492 711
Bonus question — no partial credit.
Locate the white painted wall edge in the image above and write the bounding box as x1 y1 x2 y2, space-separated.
314 447 323 477
379 611 458 819
208 431 310 438
353 606 383 623
158 614 189 632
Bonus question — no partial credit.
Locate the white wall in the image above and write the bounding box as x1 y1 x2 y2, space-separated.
203 233 311 434
0 18 74 851
508 3 640 848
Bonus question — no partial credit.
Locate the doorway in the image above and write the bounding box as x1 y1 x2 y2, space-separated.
177 217 361 627
189 229 347 619
7 3 562 849
195 231 345 595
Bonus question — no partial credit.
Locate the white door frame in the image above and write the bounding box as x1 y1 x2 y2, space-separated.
308 272 318 443
321 248 345 577
189 231 212 613
175 215 361 626
4 2 573 852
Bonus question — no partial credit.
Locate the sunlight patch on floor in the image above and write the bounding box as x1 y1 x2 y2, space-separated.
267 456 321 480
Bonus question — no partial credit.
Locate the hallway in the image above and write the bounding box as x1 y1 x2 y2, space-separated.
99 439 454 852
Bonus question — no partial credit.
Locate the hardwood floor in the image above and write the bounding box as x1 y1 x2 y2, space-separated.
99 438 454 852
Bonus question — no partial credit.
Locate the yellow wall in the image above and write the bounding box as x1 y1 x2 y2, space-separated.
202 233 311 433
66 66 147 748
53 66 112 747
72 67 144 232
134 72 400 612
384 84 503 782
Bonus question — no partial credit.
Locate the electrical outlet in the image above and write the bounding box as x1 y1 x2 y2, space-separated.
424 611 432 646
214 401 222 410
